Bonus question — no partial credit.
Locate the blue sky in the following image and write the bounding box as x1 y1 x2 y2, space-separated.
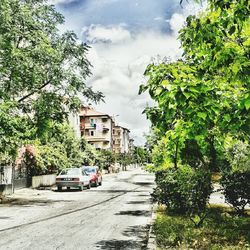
55 0 186 35
50 0 204 145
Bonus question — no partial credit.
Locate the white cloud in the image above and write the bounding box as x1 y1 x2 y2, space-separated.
168 2 207 35
82 24 132 44
80 3 206 145
85 26 182 145
154 17 164 21
169 13 186 35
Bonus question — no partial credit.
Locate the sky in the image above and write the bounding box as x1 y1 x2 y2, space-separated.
50 0 205 145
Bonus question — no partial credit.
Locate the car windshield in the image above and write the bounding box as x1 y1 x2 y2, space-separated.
60 168 80 175
83 167 97 174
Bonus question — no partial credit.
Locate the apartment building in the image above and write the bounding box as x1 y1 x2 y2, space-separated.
113 125 130 154
79 106 113 150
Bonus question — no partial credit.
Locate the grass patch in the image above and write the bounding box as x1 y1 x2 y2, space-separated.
153 206 250 249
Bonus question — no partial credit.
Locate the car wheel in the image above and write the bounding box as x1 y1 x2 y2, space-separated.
94 180 98 187
57 186 62 192
79 185 83 191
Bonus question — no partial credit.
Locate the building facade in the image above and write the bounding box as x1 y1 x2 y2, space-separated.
79 106 113 150
112 125 130 154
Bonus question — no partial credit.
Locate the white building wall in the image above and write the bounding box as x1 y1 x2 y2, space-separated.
85 116 113 150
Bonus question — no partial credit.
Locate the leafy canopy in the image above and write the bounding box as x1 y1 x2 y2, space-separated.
0 0 104 161
140 0 250 169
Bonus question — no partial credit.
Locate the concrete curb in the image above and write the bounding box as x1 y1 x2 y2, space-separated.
147 203 157 250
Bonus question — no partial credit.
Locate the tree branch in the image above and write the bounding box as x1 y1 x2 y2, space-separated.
18 80 51 103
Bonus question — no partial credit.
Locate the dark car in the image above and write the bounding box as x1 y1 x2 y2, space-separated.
82 166 102 187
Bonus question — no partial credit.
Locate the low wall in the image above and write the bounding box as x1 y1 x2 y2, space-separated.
32 174 56 188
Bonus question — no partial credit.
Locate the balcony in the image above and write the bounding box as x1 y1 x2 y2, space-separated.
84 123 96 129
85 136 110 142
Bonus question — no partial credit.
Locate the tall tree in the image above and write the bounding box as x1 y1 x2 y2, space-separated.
140 0 250 169
0 0 103 162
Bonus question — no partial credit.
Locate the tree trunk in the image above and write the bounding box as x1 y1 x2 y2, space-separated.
208 136 217 171
174 141 179 169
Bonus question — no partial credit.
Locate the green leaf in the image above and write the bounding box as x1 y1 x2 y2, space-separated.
139 84 147 94
189 86 199 93
162 80 169 87
197 112 207 120
183 91 191 99
155 87 162 96
244 99 250 110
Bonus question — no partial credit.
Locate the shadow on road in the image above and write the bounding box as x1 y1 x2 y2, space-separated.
88 189 145 193
0 198 73 207
126 200 149 205
96 239 142 250
96 225 149 250
53 188 87 192
132 182 154 186
115 210 151 217
136 194 150 197
123 225 149 247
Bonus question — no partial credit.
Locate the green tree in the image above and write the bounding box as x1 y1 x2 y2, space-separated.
96 150 115 170
0 0 103 161
0 102 31 164
132 147 148 165
140 0 250 219
140 0 250 169
22 123 84 175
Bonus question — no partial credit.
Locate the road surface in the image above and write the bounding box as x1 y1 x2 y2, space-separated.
0 168 154 250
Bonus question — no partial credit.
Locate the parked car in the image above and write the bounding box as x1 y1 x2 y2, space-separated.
56 168 91 191
82 166 102 187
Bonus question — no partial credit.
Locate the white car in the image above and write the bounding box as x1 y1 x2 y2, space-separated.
56 168 91 191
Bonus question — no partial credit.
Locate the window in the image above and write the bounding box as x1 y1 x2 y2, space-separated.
90 118 96 124
90 130 95 136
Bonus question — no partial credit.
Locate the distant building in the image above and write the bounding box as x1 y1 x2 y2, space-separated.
113 125 130 154
79 106 113 150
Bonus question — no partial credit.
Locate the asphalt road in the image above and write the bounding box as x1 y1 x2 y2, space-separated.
0 168 155 250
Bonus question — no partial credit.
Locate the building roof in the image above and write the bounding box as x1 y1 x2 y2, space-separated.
114 125 130 132
79 106 111 118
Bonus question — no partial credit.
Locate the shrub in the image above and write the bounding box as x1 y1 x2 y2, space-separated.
220 140 250 214
225 141 250 172
153 165 212 226
221 171 250 215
